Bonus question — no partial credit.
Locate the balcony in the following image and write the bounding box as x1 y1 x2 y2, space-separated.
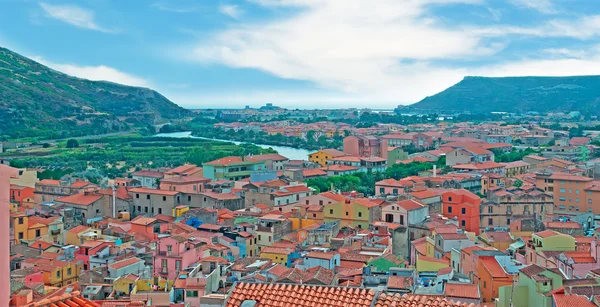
50 229 61 235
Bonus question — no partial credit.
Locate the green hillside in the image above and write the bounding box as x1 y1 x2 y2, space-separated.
409 76 600 115
0 47 191 139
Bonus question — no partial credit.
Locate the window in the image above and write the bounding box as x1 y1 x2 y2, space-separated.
448 197 453 202
137 206 141 211
18 232 23 239
560 188 566 193
461 220 466 226
258 235 262 240
559 197 566 201
167 245 172 252
35 229 41 237
330 209 333 214
380 188 385 193
144 207 148 213
346 211 349 216
448 206 452 213
193 185 197 191
393 189 398 194
507 218 511 225
576 189 580 194
483 281 487 288
18 217 23 224
146 195 150 200
488 218 493 226
400 215 404 225
589 199 592 204
186 290 199 298
313 213 316 218
488 206 493 213
136 194 140 199
461 208 466 214
67 267 72 276
268 236 272 242
56 270 60 278
158 208 162 214
163 196 167 201
176 260 181 271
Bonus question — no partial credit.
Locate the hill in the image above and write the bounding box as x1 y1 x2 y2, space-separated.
0 47 191 139
409 76 600 115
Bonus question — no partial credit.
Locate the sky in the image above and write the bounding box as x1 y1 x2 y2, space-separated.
2 0 600 109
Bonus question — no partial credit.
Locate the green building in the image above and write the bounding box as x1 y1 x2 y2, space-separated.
203 156 266 181
497 264 564 307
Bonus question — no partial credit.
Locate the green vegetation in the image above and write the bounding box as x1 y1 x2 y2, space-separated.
411 76 600 115
0 47 191 140
306 161 440 195
4 135 275 180
492 148 538 162
191 127 343 151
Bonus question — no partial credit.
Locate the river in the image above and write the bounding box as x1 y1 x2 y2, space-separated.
154 131 313 161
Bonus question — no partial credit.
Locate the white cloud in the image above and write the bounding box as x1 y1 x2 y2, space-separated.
178 0 600 107
219 5 243 19
151 2 201 13
33 56 149 87
510 0 556 14
39 2 114 33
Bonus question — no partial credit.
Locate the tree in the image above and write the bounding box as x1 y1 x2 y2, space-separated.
66 139 79 148
514 179 523 188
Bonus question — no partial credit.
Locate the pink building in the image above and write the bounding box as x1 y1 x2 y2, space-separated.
556 240 600 279
375 179 405 196
160 176 210 193
153 235 209 280
75 240 116 270
130 216 169 241
1 165 18 306
343 135 385 158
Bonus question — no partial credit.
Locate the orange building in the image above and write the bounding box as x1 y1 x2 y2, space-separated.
442 189 481 234
478 257 515 304
550 173 600 214
10 185 34 206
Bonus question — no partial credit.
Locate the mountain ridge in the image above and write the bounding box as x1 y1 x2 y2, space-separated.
0 46 191 139
408 75 600 115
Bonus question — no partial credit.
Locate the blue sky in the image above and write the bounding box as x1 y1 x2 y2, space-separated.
2 0 600 109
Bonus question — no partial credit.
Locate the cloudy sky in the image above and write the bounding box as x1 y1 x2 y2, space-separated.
2 0 600 109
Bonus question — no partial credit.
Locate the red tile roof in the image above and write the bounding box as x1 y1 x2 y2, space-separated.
260 246 293 255
306 251 337 260
132 170 164 178
108 257 143 270
56 193 102 206
553 293 595 307
480 258 509 278
303 169 328 178
444 283 480 299
387 275 412 290
535 230 562 238
375 293 478 307
129 187 180 195
37 179 61 186
225 283 375 307
395 199 426 211
204 156 247 166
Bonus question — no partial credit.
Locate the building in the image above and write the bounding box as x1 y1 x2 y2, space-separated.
10 185 34 207
498 265 565 307
203 156 266 180
550 173 600 214
326 156 387 173
503 161 531 177
246 153 289 171
34 179 97 204
525 230 576 266
323 198 382 229
160 176 210 193
446 147 494 166
308 149 348 167
259 246 295 267
107 257 145 278
343 135 384 158
153 235 208 280
132 170 164 188
164 164 203 178
375 179 405 196
130 188 182 217
442 189 481 234
56 192 105 225
481 187 552 232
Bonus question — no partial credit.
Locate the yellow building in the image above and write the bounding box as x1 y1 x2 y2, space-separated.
416 255 450 273
259 246 293 267
10 168 38 188
64 225 100 246
28 258 83 287
11 213 28 244
172 205 189 217
308 148 347 167
113 274 139 295
323 198 381 229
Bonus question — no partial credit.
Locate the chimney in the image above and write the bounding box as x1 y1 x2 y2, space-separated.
433 165 437 178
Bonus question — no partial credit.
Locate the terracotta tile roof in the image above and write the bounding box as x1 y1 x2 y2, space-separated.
322 165 359 171
481 231 513 243
67 225 90 234
38 179 61 185
544 221 581 229
204 156 250 166
418 255 449 266
553 293 595 307
437 267 453 276
479 258 508 278
129 187 180 195
225 282 375 307
444 283 480 299
320 192 348 202
304 266 336 285
315 148 347 157
395 199 426 211
519 264 546 278
535 230 562 238
340 253 372 263
549 173 592 181
260 246 293 255
375 293 478 307
130 216 157 226
56 193 102 206
353 198 381 208
108 257 143 270
303 169 328 177
306 251 337 260
410 189 442 199
387 276 412 290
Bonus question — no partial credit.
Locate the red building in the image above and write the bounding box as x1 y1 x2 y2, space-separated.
10 185 34 206
442 189 481 234
343 135 385 158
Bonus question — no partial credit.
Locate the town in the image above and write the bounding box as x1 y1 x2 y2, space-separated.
5 115 600 307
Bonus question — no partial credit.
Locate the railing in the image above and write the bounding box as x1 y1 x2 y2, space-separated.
50 229 61 235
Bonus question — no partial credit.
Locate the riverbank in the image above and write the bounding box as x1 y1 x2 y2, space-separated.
155 131 313 161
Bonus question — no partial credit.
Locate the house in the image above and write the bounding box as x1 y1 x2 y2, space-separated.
153 235 209 280
343 135 384 158
259 246 295 267
478 231 514 251
452 162 506 176
326 155 387 173
34 178 97 204
164 164 203 178
323 198 382 229
321 164 359 176
308 149 348 167
246 153 290 171
202 156 266 180
300 251 341 270
442 189 481 234
446 147 494 166
478 257 515 304
444 283 481 305
108 257 145 278
132 170 164 188
160 176 210 193
10 185 34 206
497 265 565 307
386 275 413 293
130 216 169 241
130 187 182 217
525 230 576 266
375 179 405 196
503 161 531 177
56 192 105 225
